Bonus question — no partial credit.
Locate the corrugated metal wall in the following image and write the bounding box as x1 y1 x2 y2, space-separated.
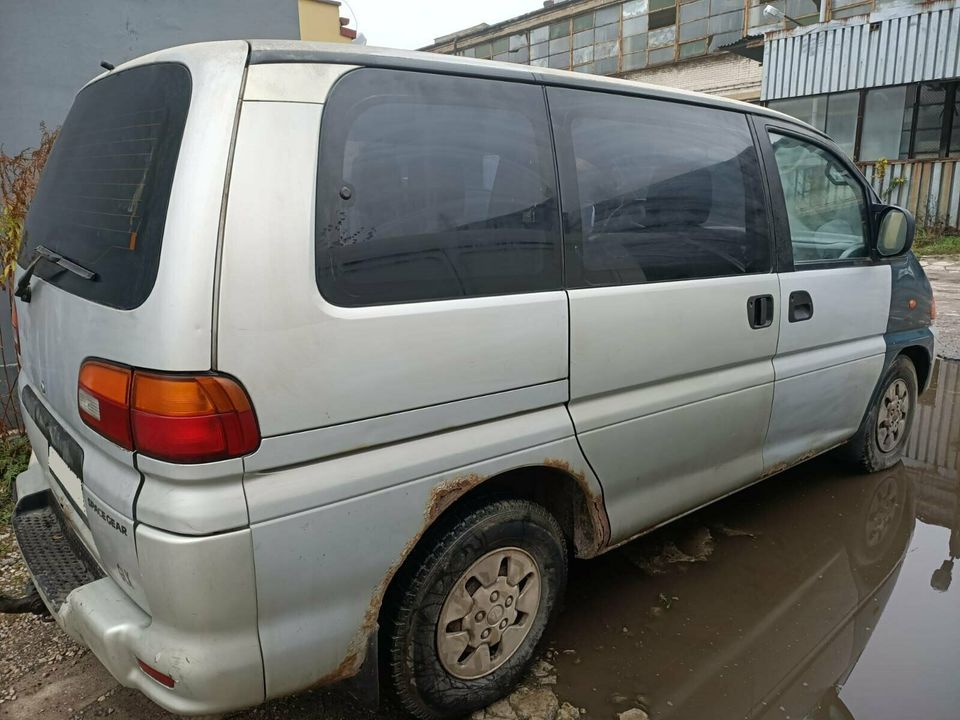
860 159 960 225
906 359 960 474
905 359 959 532
762 4 960 100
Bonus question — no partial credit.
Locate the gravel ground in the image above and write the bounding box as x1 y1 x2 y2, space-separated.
922 256 960 359
0 532 614 720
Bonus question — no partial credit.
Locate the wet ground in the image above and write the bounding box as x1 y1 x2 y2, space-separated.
923 256 960 359
3 360 959 720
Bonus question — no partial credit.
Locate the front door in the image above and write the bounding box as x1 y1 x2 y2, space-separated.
757 123 891 472
549 88 780 544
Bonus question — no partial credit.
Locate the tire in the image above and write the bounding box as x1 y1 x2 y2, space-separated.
385 498 567 720
844 356 918 473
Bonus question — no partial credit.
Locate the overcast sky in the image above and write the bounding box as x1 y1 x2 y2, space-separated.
341 0 548 49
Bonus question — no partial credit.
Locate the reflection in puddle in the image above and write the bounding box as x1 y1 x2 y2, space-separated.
548 360 960 720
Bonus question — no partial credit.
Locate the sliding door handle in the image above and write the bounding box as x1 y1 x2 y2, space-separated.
747 294 774 329
789 290 814 322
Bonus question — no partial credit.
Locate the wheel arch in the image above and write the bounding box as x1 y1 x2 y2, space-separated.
377 462 609 627
899 344 932 392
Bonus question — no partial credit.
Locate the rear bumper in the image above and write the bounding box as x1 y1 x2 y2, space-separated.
13 463 265 716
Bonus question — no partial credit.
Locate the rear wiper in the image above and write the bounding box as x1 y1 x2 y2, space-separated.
15 245 97 302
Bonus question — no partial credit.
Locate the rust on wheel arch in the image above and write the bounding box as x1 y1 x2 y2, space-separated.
543 457 610 557
307 460 611 688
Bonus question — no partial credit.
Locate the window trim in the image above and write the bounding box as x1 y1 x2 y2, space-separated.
754 119 878 272
313 67 565 308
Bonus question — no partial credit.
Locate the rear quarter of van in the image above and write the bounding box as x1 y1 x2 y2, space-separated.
12 41 266 713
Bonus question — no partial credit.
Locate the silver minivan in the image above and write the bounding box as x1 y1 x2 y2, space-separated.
10 40 935 718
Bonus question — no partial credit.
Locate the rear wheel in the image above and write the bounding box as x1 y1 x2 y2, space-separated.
386 498 567 719
844 356 917 472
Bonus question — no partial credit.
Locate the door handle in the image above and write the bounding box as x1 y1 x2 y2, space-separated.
789 290 814 322
747 294 774 329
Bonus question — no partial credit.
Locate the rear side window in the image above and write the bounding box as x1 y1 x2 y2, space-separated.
315 68 562 306
548 87 771 286
21 63 191 310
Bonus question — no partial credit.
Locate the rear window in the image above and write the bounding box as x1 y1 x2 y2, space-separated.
315 68 562 306
21 63 191 310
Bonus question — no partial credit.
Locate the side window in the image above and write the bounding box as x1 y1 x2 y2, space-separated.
768 132 870 265
548 87 771 286
315 68 561 306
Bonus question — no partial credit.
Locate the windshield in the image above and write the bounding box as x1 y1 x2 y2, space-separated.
20 63 191 309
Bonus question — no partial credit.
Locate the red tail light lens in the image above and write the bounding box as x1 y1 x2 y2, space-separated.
78 361 259 463
131 372 260 463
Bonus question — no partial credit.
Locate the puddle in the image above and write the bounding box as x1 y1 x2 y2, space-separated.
548 359 960 720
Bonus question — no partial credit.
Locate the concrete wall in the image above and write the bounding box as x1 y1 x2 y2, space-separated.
0 0 300 154
0 0 300 424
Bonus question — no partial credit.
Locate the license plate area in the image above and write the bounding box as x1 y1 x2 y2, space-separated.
48 446 86 520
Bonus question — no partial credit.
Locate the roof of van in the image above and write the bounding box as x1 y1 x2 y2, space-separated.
98 40 815 135
246 39 814 131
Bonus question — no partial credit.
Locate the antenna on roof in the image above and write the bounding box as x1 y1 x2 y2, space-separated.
100 61 115 71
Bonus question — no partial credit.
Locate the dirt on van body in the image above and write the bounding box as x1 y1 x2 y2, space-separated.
3 358 960 720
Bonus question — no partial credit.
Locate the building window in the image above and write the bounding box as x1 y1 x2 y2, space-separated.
748 0 818 31
949 91 960 155
772 81 960 163
830 0 872 20
860 86 906 161
824 91 858 158
911 84 948 158
860 82 958 161
768 92 858 157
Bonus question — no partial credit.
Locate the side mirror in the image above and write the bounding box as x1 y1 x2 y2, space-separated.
876 206 915 257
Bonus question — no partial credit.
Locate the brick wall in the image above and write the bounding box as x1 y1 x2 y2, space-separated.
623 53 762 101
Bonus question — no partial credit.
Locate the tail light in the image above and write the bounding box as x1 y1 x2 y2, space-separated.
78 360 260 463
931 297 937 321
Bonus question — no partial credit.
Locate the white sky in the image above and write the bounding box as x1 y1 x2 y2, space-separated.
340 1 549 50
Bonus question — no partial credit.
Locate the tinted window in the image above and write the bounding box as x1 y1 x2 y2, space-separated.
548 88 770 286
21 63 191 310
315 69 561 306
768 132 869 264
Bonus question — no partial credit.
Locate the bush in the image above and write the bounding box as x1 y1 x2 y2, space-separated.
0 434 31 527
0 125 58 433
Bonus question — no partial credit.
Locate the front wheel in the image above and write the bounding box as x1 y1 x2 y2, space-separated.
844 356 918 472
386 498 567 719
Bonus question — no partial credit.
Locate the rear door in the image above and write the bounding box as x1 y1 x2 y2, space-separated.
548 88 780 543
755 122 890 471
15 42 249 604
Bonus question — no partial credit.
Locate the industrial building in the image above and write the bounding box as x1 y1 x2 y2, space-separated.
424 0 960 226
